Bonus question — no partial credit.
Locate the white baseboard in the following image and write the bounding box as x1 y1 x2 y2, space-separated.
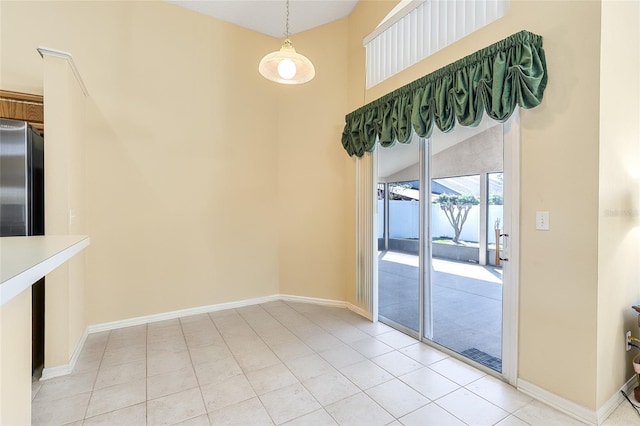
596 375 637 424
279 294 347 308
347 303 373 320
86 294 280 333
518 375 638 426
41 294 373 382
40 328 88 381
39 293 634 426
44 294 284 379
84 294 373 335
278 294 373 321
35 294 371 381
517 378 599 425
40 363 73 381
517 378 596 425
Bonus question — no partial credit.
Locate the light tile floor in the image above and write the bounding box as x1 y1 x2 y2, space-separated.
31 301 638 425
378 252 502 365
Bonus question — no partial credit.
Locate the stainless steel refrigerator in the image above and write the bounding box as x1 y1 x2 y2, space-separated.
0 117 45 377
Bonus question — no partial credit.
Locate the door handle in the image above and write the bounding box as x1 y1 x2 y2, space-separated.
497 233 509 262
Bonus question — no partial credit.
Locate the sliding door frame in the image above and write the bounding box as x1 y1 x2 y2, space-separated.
501 109 520 385
367 111 520 385
419 138 431 341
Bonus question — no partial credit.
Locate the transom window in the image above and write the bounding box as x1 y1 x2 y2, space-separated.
364 0 509 88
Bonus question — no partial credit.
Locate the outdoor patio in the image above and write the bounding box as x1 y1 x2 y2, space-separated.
378 250 503 371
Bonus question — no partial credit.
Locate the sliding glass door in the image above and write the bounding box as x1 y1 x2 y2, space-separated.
428 118 505 372
377 140 421 337
376 114 516 376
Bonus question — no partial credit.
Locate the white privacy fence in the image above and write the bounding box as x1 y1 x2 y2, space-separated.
378 200 503 243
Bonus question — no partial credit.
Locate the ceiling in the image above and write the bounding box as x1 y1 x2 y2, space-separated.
378 115 501 179
167 0 359 38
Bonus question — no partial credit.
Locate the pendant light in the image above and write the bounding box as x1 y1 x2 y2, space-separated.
258 0 315 85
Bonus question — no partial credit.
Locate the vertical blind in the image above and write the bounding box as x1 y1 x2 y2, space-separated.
355 154 376 315
365 0 509 88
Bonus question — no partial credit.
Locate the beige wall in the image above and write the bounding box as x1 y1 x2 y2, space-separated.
78 2 282 323
343 0 394 308
597 0 640 408
276 20 351 300
2 0 638 419
43 55 89 367
0 289 32 425
346 0 602 410
1 1 353 417
1 1 351 326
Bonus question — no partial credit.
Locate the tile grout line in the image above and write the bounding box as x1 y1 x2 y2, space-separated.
46 309 418 424
207 309 279 425
33 303 586 426
256 303 353 425
256 302 401 424
81 330 110 423
178 315 212 425
233 304 338 423
147 323 152 424
84 327 147 421
144 322 148 425
229 306 303 425
294 303 452 423
304 303 418 424
250 304 338 425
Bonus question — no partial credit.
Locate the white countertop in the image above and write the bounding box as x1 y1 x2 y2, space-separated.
0 235 90 306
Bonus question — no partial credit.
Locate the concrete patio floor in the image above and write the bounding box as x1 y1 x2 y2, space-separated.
378 250 503 371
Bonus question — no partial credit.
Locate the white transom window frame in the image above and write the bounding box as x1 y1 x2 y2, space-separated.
364 0 509 88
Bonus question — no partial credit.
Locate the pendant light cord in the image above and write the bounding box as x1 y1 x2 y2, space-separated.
258 0 315 84
285 0 290 38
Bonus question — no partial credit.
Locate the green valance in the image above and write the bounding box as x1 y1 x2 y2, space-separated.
341 30 548 157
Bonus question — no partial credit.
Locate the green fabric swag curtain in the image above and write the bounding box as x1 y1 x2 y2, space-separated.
341 30 548 157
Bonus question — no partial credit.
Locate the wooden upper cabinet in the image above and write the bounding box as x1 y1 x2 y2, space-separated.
0 90 44 135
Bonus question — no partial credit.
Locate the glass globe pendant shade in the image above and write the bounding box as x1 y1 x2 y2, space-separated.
259 39 315 85
277 58 297 80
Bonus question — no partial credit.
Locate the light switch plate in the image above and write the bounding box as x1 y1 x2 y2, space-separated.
536 211 549 230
